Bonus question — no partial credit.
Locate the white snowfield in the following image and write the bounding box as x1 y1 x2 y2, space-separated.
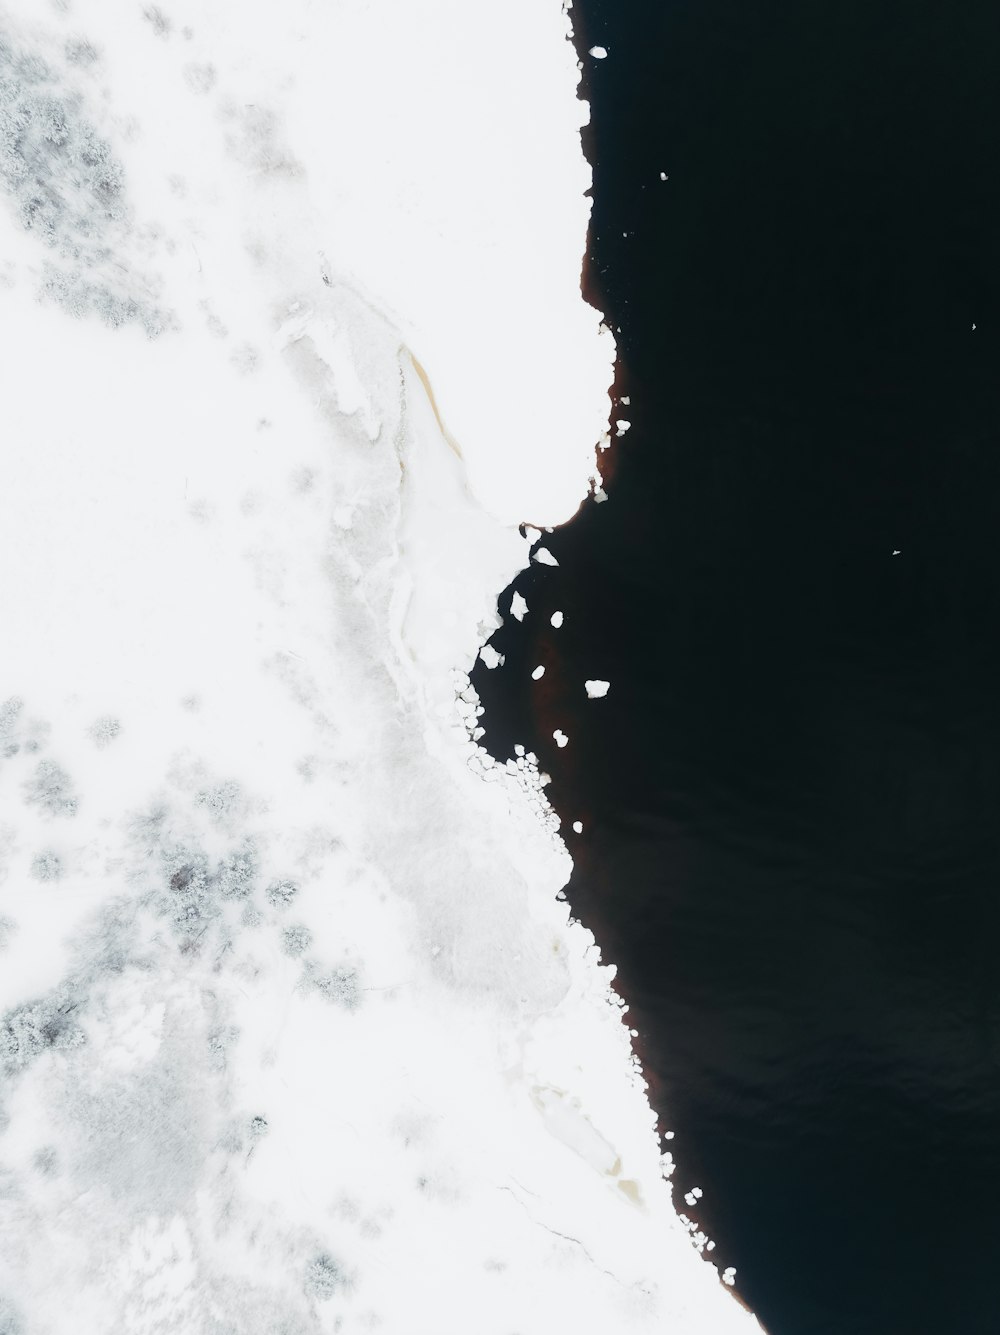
0 3 763 1333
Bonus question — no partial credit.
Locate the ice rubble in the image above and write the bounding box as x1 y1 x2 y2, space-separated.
0 3 762 1333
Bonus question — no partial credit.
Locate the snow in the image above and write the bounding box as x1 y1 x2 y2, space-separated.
0 3 763 1334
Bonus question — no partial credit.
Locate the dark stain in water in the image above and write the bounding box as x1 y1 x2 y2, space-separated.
474 2 1000 1332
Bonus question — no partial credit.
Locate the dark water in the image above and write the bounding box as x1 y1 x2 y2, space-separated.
474 3 1000 1332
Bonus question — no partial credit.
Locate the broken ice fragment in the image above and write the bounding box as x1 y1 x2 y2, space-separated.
584 679 610 699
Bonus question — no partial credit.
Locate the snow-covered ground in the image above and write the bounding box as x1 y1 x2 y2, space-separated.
0 3 764 1331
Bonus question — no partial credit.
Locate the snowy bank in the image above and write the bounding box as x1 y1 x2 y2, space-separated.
0 3 762 1332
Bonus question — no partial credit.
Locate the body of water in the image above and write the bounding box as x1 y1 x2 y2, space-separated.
475 2 1000 1331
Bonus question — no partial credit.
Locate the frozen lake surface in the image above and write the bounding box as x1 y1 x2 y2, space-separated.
0 3 760 1332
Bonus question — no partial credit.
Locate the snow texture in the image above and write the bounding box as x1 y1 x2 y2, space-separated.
0 3 762 1333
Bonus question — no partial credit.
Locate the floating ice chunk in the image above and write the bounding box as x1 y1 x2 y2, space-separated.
550 611 564 628
723 1268 738 1287
615 419 631 436
572 820 583 834
621 395 631 405
553 730 568 748
585 679 610 699
589 45 608 59
533 546 559 566
479 644 504 669
523 525 542 546
532 665 545 680
510 592 529 621
593 486 608 503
